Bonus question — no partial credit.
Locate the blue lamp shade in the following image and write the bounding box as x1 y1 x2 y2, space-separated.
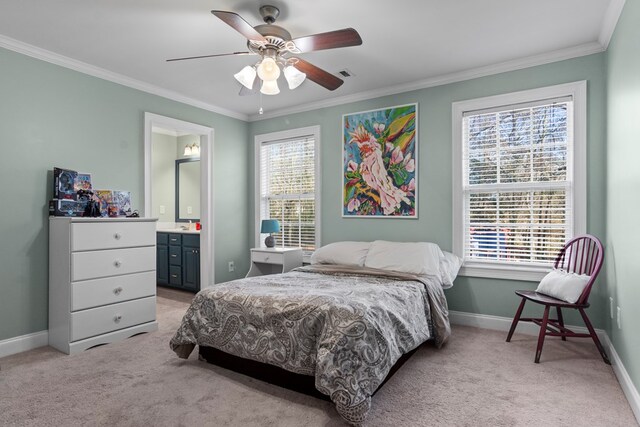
261 219 280 234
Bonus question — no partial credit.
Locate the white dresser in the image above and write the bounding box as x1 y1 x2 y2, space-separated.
49 217 158 354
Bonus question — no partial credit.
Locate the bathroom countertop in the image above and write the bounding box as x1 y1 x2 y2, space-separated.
156 228 200 235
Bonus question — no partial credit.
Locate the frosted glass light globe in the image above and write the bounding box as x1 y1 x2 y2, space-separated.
260 79 280 95
257 57 281 81
234 65 256 89
284 65 306 89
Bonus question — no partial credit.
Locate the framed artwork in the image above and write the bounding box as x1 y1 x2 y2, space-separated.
342 103 418 218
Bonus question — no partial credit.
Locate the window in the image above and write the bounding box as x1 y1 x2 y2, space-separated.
452 82 586 281
255 126 320 258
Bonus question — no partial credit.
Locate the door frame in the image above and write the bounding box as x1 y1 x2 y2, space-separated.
144 112 214 289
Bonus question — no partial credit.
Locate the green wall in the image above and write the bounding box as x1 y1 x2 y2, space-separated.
0 47 250 341
2 21 630 392
249 53 607 328
606 0 640 396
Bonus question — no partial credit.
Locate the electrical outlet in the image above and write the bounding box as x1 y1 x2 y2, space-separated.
228 261 235 272
159 205 165 214
187 206 193 214
617 306 622 329
610 297 615 319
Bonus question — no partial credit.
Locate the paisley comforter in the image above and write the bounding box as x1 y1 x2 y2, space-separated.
170 264 450 425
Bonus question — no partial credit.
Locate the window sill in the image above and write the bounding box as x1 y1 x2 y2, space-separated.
459 263 549 282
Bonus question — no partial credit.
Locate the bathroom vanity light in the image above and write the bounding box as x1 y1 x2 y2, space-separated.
184 143 200 157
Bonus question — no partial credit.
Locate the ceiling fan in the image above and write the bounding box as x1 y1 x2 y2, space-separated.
167 5 362 95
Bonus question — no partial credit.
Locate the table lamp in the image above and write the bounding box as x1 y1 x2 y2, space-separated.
261 219 280 248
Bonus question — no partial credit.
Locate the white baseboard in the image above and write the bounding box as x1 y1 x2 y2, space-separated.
0 330 48 359
449 310 639 425
604 334 640 424
449 310 605 338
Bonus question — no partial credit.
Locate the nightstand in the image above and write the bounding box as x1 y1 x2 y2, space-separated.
246 247 303 278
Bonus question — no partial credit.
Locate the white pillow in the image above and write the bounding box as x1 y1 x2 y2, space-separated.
439 251 462 289
364 240 443 276
536 269 590 303
310 241 371 267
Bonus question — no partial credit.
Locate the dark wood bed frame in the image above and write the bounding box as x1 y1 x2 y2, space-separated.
199 345 419 402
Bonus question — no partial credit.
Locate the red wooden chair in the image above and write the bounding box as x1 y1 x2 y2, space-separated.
506 235 610 364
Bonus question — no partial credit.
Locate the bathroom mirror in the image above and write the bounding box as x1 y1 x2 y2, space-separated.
176 158 200 222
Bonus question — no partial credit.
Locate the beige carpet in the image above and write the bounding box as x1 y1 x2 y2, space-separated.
0 287 636 427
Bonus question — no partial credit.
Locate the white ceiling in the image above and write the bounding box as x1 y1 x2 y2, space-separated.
0 0 622 120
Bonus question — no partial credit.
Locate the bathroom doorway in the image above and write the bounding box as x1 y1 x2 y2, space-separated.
144 113 214 290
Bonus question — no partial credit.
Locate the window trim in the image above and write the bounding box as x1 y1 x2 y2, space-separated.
452 81 587 281
254 126 321 259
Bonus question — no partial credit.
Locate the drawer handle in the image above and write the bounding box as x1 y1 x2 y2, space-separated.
114 314 123 323
113 287 123 295
170 238 178 242
264 256 270 261
114 260 122 268
114 232 122 240
171 254 177 258
171 274 178 278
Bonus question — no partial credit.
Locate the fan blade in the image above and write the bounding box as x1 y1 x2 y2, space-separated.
166 52 252 62
292 28 362 53
211 10 267 43
292 58 344 91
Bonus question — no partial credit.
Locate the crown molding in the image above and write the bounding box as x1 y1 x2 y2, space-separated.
0 34 249 122
0 25 616 125
249 41 605 121
599 0 626 47
152 126 179 137
151 126 195 137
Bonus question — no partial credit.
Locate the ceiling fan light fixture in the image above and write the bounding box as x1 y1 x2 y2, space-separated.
260 79 280 95
257 57 281 81
234 65 257 89
284 65 306 90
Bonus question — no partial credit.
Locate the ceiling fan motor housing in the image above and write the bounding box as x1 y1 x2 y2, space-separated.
249 24 292 53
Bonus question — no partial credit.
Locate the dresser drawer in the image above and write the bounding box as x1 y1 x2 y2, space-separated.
168 234 182 246
252 251 284 265
71 271 156 311
70 296 156 342
72 246 156 281
71 221 156 251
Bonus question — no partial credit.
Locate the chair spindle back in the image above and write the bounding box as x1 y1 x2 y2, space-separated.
553 235 604 305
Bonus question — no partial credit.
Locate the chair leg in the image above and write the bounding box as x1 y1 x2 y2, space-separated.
556 307 566 341
535 305 550 363
506 298 527 342
578 308 611 365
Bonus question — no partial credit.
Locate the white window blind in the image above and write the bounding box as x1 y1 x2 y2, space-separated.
462 98 574 266
259 135 317 255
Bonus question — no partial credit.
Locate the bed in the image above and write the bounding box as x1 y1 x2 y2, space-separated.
170 241 460 425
